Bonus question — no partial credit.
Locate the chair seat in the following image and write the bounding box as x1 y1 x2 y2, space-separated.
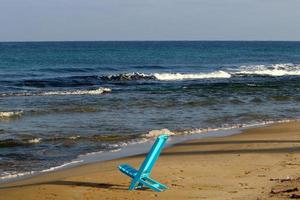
119 164 138 178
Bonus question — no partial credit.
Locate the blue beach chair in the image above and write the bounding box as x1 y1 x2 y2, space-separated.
118 134 169 192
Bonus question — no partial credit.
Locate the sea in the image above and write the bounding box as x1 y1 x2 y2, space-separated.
0 41 300 181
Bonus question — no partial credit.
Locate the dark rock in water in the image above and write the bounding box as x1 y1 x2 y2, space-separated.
99 73 154 81
0 139 25 148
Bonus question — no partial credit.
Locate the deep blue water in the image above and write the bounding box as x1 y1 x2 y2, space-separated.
1 41 300 179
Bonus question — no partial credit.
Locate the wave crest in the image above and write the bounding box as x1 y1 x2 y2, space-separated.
1 87 111 97
99 72 153 81
0 111 23 119
99 64 300 81
41 87 111 96
153 71 231 80
233 63 300 77
98 64 300 82
99 71 231 81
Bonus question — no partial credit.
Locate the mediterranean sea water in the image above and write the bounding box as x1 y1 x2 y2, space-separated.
1 41 300 180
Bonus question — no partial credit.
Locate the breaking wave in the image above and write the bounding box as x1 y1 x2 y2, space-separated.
40 87 111 96
99 72 153 81
0 111 23 119
2 64 300 91
232 63 300 77
1 87 111 97
0 134 141 149
99 71 231 81
0 137 42 148
153 71 231 80
98 64 300 81
0 160 83 180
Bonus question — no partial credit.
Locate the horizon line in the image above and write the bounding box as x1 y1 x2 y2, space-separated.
1 39 300 43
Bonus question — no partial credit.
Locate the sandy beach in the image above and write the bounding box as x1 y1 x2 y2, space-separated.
1 121 300 200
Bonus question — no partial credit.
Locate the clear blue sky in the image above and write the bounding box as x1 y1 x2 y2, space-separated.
1 0 300 41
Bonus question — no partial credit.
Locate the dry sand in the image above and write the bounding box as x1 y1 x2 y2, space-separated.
1 121 300 200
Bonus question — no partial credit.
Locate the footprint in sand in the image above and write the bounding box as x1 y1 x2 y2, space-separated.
258 174 266 177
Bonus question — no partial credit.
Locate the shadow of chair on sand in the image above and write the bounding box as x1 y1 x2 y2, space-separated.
0 180 131 191
49 180 126 189
49 180 152 191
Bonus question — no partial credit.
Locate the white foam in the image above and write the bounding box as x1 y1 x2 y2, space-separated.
41 160 83 173
153 71 231 80
0 111 23 119
0 171 35 180
0 87 112 97
0 160 85 181
146 128 175 137
182 119 298 135
28 138 42 144
41 87 111 96
234 63 300 76
109 148 121 153
150 63 300 81
78 151 103 157
68 135 81 140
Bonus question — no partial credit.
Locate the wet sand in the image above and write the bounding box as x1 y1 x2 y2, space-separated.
1 121 300 200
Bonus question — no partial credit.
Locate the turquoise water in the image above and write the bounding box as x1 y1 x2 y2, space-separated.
0 41 300 179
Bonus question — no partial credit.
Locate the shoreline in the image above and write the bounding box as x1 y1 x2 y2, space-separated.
1 119 295 184
1 121 300 199
0 125 243 184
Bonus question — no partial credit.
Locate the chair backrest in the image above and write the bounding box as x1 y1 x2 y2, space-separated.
137 134 169 176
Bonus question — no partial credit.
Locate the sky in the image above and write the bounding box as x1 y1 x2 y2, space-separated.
0 0 300 41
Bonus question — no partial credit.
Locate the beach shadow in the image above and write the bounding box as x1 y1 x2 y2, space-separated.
49 180 126 190
175 140 300 146
0 180 128 191
46 180 152 191
163 146 300 156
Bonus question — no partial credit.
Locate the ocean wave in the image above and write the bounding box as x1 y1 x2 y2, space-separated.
0 160 83 180
181 119 298 135
233 63 300 77
99 72 153 81
2 64 300 92
40 87 111 96
98 64 300 82
1 87 111 97
0 134 141 149
98 71 231 81
0 111 23 119
153 71 232 80
0 137 42 148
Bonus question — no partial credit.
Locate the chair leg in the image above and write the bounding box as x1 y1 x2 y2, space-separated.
129 178 139 190
144 177 168 189
139 179 163 192
137 183 143 189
